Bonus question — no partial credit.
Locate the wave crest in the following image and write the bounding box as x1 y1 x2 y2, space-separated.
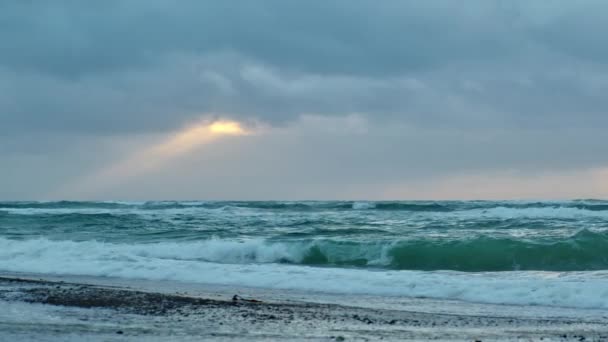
2 230 608 272
2 236 608 309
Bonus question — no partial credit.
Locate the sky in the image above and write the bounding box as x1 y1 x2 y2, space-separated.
1 0 608 200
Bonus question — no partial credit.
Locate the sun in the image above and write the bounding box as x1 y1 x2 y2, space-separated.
209 121 246 135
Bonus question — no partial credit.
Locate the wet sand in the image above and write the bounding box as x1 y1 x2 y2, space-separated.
1 275 608 341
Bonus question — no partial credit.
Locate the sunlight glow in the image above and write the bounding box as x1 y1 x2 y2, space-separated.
149 120 247 158
63 119 251 197
209 121 247 135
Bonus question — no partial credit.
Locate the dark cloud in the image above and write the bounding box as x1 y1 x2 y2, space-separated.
2 0 608 135
1 1 608 199
1 1 522 77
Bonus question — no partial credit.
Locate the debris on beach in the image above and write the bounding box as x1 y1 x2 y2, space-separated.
232 294 263 303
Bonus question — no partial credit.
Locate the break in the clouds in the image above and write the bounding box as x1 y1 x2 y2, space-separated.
1 1 608 200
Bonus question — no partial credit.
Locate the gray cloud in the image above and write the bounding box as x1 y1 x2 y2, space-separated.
1 1 521 76
1 1 608 199
2 0 608 133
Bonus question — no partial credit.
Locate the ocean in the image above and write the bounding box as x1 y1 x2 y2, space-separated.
2 200 608 310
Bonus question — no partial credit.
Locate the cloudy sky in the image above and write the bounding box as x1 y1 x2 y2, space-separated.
2 0 608 200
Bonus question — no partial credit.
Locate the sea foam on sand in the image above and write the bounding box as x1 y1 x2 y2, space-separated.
2 274 608 341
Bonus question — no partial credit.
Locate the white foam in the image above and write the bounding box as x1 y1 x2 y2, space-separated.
1 237 608 310
0 208 119 215
352 201 376 210
0 206 223 216
133 238 307 264
3 202 608 221
407 206 608 221
474 206 608 219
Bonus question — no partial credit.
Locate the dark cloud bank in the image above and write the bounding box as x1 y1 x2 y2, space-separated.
1 1 607 199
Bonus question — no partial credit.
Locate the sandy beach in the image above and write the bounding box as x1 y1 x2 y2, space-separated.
1 274 607 341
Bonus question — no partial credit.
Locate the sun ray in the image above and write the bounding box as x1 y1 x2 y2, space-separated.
60 119 249 198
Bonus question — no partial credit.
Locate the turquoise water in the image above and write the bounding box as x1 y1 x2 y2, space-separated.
2 200 608 272
3 200 608 309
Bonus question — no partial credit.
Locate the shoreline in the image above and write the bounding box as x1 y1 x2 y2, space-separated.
1 274 607 341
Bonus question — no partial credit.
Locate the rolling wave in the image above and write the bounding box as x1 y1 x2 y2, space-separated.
2 236 608 309
2 230 607 272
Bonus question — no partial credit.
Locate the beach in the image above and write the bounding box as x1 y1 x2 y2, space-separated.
2 273 608 341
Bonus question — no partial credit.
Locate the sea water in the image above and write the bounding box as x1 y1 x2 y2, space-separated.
1 200 608 309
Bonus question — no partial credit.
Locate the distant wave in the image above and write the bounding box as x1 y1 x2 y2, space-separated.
0 201 134 210
3 205 608 226
3 200 608 213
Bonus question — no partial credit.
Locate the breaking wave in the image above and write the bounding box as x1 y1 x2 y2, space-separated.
2 229 608 272
2 236 608 309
